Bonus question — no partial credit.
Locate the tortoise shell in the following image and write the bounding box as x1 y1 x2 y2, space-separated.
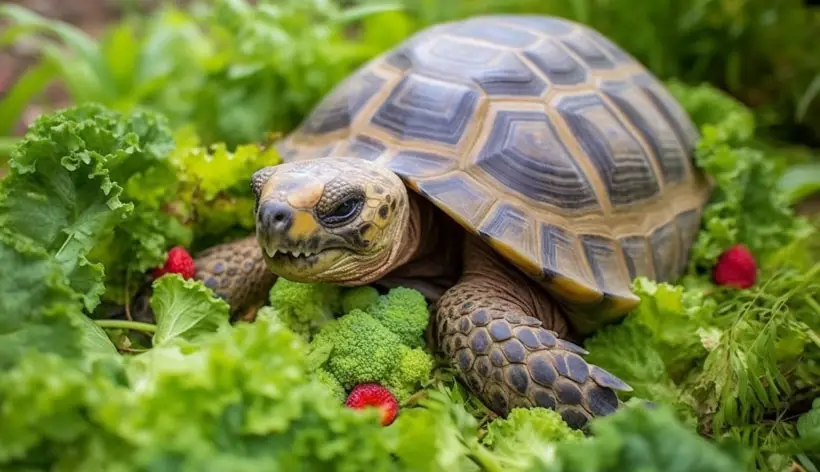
275 15 712 332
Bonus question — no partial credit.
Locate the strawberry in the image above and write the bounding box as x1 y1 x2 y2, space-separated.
152 246 196 280
345 384 399 426
713 244 757 289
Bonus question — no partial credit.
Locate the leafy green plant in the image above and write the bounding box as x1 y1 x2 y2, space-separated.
581 83 820 471
0 4 212 135
0 0 407 148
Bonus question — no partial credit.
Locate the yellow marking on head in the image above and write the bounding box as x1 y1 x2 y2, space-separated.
366 198 381 208
360 223 379 242
488 239 542 278
374 212 390 229
360 206 377 223
260 178 278 201
287 181 325 209
288 210 320 239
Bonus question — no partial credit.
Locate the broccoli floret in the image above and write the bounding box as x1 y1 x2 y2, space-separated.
385 346 434 402
315 367 347 403
311 309 404 390
267 278 342 341
341 286 381 314
308 286 434 402
369 287 430 348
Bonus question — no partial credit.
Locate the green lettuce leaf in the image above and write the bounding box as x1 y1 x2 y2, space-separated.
150 275 230 346
482 408 583 470
667 82 808 270
0 104 133 311
168 129 281 245
390 387 489 472
548 403 753 472
584 278 713 421
0 103 192 309
0 311 398 471
0 231 86 371
796 398 820 467
584 321 686 415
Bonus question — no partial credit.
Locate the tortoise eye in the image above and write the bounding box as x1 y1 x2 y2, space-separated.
322 196 364 226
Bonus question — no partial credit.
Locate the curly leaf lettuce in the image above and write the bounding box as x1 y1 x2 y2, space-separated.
547 403 752 472
0 105 133 310
150 275 230 346
0 103 192 308
0 312 398 471
0 228 118 372
667 82 809 270
169 128 280 245
0 232 85 371
584 278 713 421
483 408 583 471
390 387 495 472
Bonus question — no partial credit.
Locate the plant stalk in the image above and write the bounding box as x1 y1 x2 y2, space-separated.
95 319 157 333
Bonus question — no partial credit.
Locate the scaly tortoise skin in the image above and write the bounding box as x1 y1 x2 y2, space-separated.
141 15 711 428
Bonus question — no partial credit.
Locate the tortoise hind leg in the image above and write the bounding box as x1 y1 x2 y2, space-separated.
433 237 632 429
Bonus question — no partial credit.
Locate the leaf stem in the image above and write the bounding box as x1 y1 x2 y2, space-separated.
95 319 157 333
469 443 504 472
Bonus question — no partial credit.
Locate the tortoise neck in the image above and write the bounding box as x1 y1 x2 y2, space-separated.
373 192 463 300
388 192 430 268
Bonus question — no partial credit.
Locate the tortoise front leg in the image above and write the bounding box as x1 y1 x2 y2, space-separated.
434 237 632 429
128 235 277 323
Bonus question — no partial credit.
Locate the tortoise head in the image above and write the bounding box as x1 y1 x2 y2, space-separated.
250 157 410 285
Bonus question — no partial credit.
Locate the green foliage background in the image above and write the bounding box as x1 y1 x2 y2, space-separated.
2 0 820 149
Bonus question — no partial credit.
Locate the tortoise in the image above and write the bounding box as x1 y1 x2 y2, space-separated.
134 14 711 428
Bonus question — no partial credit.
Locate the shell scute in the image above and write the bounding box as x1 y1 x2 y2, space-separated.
449 17 542 48
554 92 661 208
300 71 386 136
522 38 591 87
370 73 482 146
600 80 690 185
560 31 617 70
276 15 711 329
473 109 600 210
479 202 542 277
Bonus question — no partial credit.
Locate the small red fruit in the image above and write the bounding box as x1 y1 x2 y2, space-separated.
713 244 757 289
152 246 196 280
345 384 399 426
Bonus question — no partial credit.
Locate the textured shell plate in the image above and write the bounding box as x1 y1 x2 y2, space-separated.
275 15 711 330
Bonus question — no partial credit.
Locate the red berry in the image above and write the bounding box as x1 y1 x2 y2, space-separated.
713 244 757 289
152 246 196 280
345 384 399 426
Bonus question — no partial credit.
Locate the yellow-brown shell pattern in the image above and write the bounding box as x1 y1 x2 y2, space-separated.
275 15 711 330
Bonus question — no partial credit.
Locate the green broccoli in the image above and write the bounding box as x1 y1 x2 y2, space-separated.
385 346 434 402
267 278 342 341
341 286 381 314
311 309 405 390
315 367 347 403
308 285 435 402
369 287 430 348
